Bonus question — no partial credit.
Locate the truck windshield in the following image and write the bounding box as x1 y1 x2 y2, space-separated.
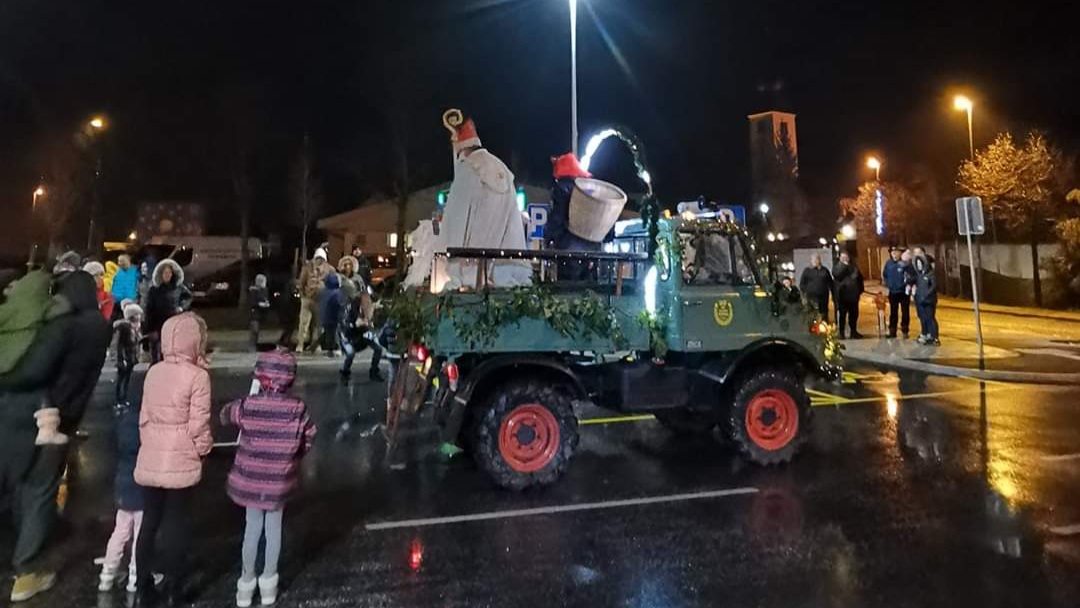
681 233 756 286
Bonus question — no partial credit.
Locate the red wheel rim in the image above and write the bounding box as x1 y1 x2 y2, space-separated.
498 404 561 473
745 389 799 451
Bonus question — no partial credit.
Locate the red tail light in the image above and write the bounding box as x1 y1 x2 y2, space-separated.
444 362 459 383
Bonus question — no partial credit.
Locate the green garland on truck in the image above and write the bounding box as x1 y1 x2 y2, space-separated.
387 286 630 352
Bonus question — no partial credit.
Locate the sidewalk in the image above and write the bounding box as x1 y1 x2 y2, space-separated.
843 337 1080 385
862 280 1080 324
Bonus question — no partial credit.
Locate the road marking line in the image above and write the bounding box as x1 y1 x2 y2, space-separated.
1040 453 1080 463
365 487 759 531
1049 524 1080 536
579 414 655 426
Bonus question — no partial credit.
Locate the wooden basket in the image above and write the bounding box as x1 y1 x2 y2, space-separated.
568 178 628 243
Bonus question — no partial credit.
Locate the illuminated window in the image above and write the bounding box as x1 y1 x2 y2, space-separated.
388 233 399 248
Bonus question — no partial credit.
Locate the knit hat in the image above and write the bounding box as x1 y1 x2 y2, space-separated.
314 248 328 262
123 303 143 320
552 153 591 179
254 350 297 393
53 251 82 275
82 261 105 277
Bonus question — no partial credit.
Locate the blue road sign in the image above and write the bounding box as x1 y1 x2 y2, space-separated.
528 203 551 240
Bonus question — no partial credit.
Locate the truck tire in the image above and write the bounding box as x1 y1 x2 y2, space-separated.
654 410 719 435
472 380 579 490
727 369 809 465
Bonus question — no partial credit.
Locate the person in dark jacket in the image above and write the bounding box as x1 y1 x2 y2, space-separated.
0 270 111 603
144 259 191 364
249 274 271 352
317 274 341 356
97 399 156 593
114 303 143 405
882 246 914 339
913 253 940 345
799 254 834 318
276 278 300 350
777 276 801 304
833 252 865 339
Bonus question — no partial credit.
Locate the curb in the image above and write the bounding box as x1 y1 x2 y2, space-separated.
936 300 1080 325
845 351 1080 385
97 353 377 380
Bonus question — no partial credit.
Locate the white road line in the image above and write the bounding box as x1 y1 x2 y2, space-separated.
1039 453 1080 463
1049 524 1080 536
365 487 759 531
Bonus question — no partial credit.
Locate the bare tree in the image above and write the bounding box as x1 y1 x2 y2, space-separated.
219 84 264 310
289 132 323 263
32 136 91 261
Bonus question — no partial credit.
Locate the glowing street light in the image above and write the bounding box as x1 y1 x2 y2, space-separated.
32 185 46 208
758 202 770 215
866 156 882 181
952 95 975 160
89 116 106 130
840 223 857 240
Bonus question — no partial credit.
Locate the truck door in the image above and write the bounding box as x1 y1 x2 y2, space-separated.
675 231 772 352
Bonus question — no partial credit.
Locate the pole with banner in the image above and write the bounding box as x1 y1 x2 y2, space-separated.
956 196 985 357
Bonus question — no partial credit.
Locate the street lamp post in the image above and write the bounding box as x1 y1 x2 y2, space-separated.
953 95 974 160
86 115 107 253
29 185 46 266
866 156 882 182
568 0 579 156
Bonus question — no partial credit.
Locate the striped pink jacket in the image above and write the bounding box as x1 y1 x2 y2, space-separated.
221 351 315 511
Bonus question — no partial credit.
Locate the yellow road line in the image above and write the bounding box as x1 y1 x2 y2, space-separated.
579 414 656 426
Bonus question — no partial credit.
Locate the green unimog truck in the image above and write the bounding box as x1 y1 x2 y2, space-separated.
387 215 841 490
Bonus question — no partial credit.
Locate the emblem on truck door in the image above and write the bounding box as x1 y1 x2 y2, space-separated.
713 300 734 326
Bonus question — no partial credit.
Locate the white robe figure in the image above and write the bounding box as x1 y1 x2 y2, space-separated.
437 149 532 290
402 220 444 291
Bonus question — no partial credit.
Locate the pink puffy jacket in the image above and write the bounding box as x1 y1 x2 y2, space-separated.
134 313 213 489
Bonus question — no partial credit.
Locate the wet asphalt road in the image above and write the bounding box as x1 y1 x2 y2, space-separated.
3 360 1080 607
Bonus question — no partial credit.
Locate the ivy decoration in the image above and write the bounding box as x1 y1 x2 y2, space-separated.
636 310 669 358
429 285 629 351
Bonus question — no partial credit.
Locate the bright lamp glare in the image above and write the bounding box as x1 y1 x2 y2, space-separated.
953 95 973 111
758 203 769 214
841 224 856 239
580 128 618 172
644 265 658 315
866 157 881 170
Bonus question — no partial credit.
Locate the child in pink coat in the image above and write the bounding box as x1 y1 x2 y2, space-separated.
221 350 315 607
132 312 212 605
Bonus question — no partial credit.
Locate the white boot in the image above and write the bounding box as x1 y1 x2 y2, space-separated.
34 408 69 446
98 565 117 592
236 576 257 608
257 574 278 605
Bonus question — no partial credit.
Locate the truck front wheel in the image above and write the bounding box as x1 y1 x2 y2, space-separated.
473 380 579 490
728 369 809 465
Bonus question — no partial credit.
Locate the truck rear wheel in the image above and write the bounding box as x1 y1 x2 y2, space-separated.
473 380 579 490
728 369 809 465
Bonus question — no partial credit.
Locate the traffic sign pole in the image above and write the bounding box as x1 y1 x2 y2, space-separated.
958 198 984 358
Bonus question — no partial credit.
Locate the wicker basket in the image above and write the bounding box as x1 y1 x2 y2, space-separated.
568 178 628 243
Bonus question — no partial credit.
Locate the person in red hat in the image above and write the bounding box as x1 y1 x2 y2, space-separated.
547 152 599 280
437 109 532 290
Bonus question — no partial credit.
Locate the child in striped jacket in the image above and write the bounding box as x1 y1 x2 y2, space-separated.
220 351 316 607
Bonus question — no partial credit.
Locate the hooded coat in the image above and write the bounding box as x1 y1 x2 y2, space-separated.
221 351 316 511
145 259 192 335
0 272 110 478
0 270 71 374
914 254 938 305
134 312 213 489
318 273 342 329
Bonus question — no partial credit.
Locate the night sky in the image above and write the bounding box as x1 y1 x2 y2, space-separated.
1 0 1077 256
